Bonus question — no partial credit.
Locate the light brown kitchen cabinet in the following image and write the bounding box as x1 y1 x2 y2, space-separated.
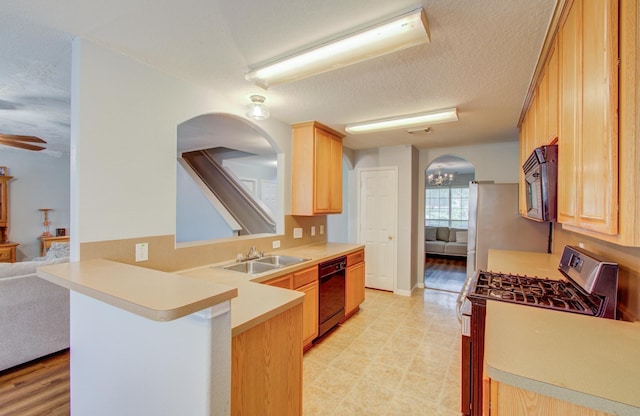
291 121 344 215
557 0 619 236
297 280 318 350
0 176 18 262
231 303 303 416
264 273 293 289
345 249 365 318
489 380 613 416
265 267 319 350
520 0 640 246
292 266 319 350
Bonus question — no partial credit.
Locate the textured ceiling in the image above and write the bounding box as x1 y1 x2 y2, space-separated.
0 0 555 155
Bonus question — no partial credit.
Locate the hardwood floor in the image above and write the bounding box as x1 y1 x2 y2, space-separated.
424 255 467 293
0 350 70 416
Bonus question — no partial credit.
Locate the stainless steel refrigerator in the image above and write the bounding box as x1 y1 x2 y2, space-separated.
466 182 551 278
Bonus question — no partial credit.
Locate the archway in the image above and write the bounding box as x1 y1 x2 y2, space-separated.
424 155 475 293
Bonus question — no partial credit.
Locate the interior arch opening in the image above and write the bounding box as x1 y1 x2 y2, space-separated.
424 155 475 293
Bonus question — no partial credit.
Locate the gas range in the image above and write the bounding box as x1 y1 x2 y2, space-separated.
458 246 619 416
461 245 619 320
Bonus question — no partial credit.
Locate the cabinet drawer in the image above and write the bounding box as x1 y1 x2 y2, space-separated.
0 247 13 262
293 266 317 289
264 274 292 289
347 250 364 266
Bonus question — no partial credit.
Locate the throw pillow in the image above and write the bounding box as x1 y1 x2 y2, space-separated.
456 231 468 244
436 227 450 241
425 227 437 241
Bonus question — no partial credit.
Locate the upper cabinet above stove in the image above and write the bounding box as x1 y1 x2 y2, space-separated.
291 121 344 216
519 0 640 247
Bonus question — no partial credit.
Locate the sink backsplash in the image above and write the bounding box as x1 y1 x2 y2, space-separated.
79 215 327 272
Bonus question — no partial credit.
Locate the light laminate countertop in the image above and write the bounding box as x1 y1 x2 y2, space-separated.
178 242 364 336
485 249 640 415
37 258 238 321
37 242 363 334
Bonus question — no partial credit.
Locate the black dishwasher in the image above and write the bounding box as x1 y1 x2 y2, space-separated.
317 256 346 339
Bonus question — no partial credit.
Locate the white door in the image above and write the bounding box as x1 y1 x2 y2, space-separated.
358 167 397 291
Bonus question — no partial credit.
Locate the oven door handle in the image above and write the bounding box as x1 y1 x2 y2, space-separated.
456 273 475 323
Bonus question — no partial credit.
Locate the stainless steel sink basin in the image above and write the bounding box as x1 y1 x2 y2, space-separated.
222 261 279 274
255 255 309 267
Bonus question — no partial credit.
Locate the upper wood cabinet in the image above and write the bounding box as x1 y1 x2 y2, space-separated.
291 121 344 215
557 0 619 235
520 0 640 246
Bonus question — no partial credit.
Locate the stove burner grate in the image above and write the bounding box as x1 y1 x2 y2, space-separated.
471 271 602 316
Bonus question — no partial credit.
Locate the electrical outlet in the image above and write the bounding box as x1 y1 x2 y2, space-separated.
135 243 148 262
578 242 585 249
311 226 316 236
293 228 303 239
272 240 281 249
320 225 324 235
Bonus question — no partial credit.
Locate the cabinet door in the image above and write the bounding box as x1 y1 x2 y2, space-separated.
577 0 618 234
299 281 318 348
558 0 581 226
329 135 343 213
547 40 559 140
314 128 333 213
345 262 365 316
558 0 619 234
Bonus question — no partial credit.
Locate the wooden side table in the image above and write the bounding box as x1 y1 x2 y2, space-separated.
0 242 19 263
38 236 70 257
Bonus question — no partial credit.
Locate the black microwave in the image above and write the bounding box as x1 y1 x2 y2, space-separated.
522 144 558 222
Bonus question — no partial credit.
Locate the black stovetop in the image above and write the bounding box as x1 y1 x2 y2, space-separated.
468 271 603 316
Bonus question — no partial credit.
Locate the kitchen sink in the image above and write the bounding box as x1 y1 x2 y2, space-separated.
255 255 309 267
218 254 309 275
222 261 279 274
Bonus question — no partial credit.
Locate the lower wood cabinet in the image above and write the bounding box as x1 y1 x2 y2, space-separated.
298 280 318 350
345 250 365 318
265 266 319 350
231 303 303 416
293 266 319 350
489 380 613 416
0 242 18 263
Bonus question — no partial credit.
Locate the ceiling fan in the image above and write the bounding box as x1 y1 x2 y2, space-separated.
0 134 47 151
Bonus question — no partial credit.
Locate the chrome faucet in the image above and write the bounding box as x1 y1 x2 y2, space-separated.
246 246 258 260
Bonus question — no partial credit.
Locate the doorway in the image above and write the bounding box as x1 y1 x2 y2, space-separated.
423 155 475 293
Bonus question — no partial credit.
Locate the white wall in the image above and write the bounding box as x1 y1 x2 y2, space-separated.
175 162 234 242
0 149 70 260
326 157 351 243
71 38 292 255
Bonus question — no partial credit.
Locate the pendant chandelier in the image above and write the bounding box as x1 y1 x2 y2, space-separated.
428 169 454 186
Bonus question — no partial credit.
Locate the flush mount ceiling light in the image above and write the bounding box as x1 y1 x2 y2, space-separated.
345 107 458 134
245 8 429 89
245 95 270 120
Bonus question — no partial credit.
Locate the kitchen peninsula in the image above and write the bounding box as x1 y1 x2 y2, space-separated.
37 242 364 416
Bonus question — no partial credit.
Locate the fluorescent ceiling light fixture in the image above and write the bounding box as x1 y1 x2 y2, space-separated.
345 108 458 134
245 8 429 89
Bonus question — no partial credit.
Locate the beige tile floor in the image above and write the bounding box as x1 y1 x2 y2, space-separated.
303 288 462 416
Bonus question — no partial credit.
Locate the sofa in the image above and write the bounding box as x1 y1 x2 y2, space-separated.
425 226 468 257
0 242 70 371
